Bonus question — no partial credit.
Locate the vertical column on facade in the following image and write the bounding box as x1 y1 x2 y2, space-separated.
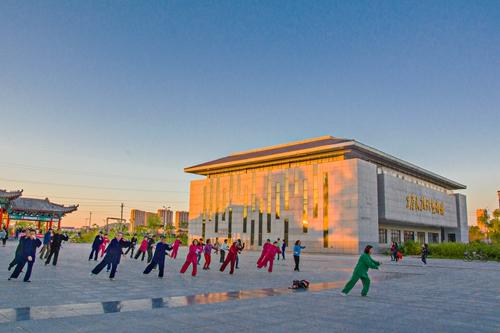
323 172 329 248
266 174 271 233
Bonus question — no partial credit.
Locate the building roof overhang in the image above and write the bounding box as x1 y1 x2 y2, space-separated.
184 136 466 190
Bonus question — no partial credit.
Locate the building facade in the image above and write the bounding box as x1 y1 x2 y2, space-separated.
185 136 468 253
130 209 157 230
175 211 189 230
157 209 174 227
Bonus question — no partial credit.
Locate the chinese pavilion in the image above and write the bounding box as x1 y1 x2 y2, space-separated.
0 189 78 231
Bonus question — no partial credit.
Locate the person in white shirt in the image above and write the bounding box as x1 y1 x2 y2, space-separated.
219 239 229 263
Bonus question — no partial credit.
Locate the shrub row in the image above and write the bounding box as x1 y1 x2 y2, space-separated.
395 240 500 261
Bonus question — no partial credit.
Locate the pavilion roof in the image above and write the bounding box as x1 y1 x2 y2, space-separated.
10 197 78 215
0 189 23 200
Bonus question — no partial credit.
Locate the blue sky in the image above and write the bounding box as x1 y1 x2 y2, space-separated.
1 1 499 226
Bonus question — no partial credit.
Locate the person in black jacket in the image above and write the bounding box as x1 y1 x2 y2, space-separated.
45 229 69 266
9 229 42 282
89 232 103 261
146 236 155 263
90 233 130 280
8 230 26 271
124 234 137 258
143 236 172 278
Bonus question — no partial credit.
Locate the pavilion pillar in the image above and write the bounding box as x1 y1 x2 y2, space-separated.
57 219 61 230
6 213 10 229
37 221 41 230
49 218 53 230
0 208 3 229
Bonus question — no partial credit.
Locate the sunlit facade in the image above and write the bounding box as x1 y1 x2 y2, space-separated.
185 136 468 253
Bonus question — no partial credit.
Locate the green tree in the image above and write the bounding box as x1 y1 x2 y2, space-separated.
147 214 163 234
488 209 500 243
469 225 484 242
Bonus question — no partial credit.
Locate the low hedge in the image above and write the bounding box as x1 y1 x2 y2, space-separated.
394 240 500 261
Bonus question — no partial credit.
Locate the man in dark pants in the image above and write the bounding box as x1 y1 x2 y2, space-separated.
90 233 130 280
8 230 26 271
143 236 172 278
45 229 69 266
89 232 103 261
146 236 155 263
124 234 137 258
9 229 42 282
39 229 52 259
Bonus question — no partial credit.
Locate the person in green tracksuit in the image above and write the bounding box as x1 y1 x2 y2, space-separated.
341 245 380 297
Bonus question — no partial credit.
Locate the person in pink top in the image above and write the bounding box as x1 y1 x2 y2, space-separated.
170 237 181 259
257 239 272 267
134 236 149 261
100 234 109 258
257 241 282 273
180 239 200 276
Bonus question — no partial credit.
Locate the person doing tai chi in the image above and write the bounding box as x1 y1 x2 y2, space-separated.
9 229 42 282
124 234 137 258
220 240 244 275
341 245 381 297
257 239 272 267
202 239 216 270
90 233 130 280
257 241 281 273
100 234 109 257
143 236 172 278
45 229 69 266
89 232 103 261
134 236 149 261
170 237 181 259
180 239 200 276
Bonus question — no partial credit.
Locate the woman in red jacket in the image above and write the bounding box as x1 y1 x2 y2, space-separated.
257 239 271 267
180 239 200 276
220 241 244 274
257 241 281 273
100 234 109 258
134 237 149 261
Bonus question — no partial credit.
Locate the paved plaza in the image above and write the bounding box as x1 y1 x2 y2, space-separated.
0 242 499 333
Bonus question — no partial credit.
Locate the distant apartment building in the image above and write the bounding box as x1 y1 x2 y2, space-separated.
130 209 157 231
175 211 189 230
157 209 174 226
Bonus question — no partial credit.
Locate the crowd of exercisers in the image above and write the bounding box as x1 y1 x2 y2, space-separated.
2 227 430 297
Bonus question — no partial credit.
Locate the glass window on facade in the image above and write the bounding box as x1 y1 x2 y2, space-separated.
275 182 281 219
404 231 415 242
428 232 440 244
294 168 299 195
417 231 425 244
303 179 308 233
390 229 401 243
313 165 319 218
417 232 425 244
202 185 207 222
284 172 289 210
448 233 456 242
322 172 328 248
378 228 387 244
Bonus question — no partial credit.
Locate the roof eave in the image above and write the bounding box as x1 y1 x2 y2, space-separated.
352 142 466 190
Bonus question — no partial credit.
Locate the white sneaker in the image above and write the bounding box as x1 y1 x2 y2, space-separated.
340 292 347 297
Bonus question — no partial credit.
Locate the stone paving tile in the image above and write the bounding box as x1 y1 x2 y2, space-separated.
1 242 500 332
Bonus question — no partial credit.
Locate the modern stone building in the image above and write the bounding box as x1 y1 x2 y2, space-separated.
184 136 468 253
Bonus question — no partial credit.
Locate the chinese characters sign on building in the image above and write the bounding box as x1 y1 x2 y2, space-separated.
406 194 445 215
